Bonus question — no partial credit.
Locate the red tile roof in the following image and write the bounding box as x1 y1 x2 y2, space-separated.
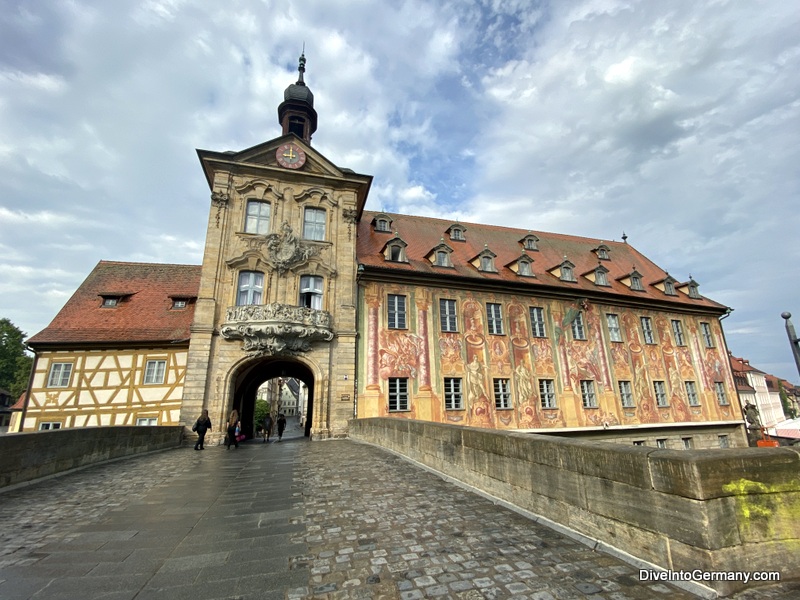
27 261 201 347
358 211 727 311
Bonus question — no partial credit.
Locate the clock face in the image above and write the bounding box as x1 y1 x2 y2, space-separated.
276 143 306 169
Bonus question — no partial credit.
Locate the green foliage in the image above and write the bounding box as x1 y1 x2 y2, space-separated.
778 381 798 420
0 318 33 398
254 399 270 429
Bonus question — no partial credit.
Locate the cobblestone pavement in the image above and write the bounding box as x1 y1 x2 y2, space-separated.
0 425 797 599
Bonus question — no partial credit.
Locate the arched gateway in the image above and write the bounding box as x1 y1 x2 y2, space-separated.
230 358 315 439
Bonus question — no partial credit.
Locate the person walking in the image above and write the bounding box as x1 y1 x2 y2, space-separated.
226 408 241 449
263 413 274 443
277 413 287 441
192 409 212 450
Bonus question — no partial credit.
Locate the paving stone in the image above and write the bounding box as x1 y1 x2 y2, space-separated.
0 430 795 599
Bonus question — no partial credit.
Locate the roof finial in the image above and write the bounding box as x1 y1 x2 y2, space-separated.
622 231 628 244
297 49 306 85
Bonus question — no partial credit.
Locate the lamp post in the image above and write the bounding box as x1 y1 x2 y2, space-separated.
781 312 800 379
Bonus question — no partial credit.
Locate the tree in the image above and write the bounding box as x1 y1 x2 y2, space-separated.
0 318 33 399
778 381 798 420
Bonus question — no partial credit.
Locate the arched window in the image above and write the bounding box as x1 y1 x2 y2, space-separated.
299 275 323 309
237 271 264 306
436 251 449 266
561 265 574 282
376 219 389 232
518 261 532 276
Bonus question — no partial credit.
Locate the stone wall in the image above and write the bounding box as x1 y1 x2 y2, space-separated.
0 426 184 490
349 418 800 597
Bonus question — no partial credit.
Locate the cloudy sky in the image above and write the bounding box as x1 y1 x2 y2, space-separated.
1 0 798 382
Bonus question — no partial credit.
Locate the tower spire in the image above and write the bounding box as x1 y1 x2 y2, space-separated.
278 52 317 143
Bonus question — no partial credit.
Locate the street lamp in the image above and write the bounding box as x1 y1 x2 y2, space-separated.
781 312 800 379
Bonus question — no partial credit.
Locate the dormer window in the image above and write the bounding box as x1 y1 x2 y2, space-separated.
101 297 120 308
594 244 611 260
474 247 497 273
518 260 532 276
521 234 539 251
595 267 609 286
436 251 449 266
558 260 576 282
687 279 700 299
372 213 393 233
664 278 676 295
629 270 644 291
447 223 466 242
428 241 454 268
383 235 408 263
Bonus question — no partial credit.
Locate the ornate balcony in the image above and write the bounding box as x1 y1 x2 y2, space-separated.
221 303 334 356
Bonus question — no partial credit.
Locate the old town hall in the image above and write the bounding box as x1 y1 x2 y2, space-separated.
20 57 747 449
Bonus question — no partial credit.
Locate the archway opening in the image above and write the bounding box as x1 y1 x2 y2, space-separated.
231 358 314 439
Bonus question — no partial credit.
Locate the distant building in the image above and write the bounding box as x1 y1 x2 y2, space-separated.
19 56 747 448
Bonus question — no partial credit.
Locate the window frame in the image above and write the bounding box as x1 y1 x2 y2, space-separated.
143 359 167 385
136 417 158 426
444 377 463 410
630 274 644 291
244 199 271 235
685 381 700 406
654 380 668 407
302 207 327 241
580 380 597 408
388 378 409 412
539 379 556 409
38 422 62 430
493 378 512 409
440 299 458 333
595 268 609 286
47 363 73 388
619 380 634 408
701 322 715 348
299 275 324 310
387 294 407 329
571 311 586 341
606 313 622 342
671 319 686 346
486 303 504 335
529 307 547 338
714 382 729 405
237 270 264 306
641 316 655 344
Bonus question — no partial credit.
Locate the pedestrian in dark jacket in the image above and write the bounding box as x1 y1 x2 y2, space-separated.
263 414 274 443
193 409 212 450
277 413 287 441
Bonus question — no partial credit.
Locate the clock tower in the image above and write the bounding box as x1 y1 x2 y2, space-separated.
181 56 372 440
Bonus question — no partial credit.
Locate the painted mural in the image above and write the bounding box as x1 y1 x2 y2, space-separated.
357 282 742 433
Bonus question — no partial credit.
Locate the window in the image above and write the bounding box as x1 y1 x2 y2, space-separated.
172 299 188 309
388 294 407 329
530 307 546 337
580 380 597 408
682 437 693 450
450 228 464 241
619 380 634 408
101 297 119 308
486 303 504 335
571 312 586 340
518 260 532 276
299 275 323 309
493 379 511 409
685 381 700 406
479 255 495 272
136 417 158 426
388 378 409 411
688 282 700 299
245 200 270 234
303 207 326 240
701 322 714 348
47 363 73 387
718 435 730 448
633 441 644 446
144 360 167 385
523 236 538 250
606 314 622 342
664 279 676 295
539 379 556 409
237 271 264 305
38 422 62 430
595 269 608 286
630 273 644 291
440 299 458 332
714 382 729 405
376 219 390 232
597 247 609 260
389 245 404 262
641 317 655 344
560 265 575 282
656 439 667 449
671 320 685 346
444 378 463 410
653 381 668 407
435 251 449 267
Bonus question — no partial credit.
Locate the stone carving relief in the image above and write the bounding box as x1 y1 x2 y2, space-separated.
221 303 334 356
264 221 320 275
